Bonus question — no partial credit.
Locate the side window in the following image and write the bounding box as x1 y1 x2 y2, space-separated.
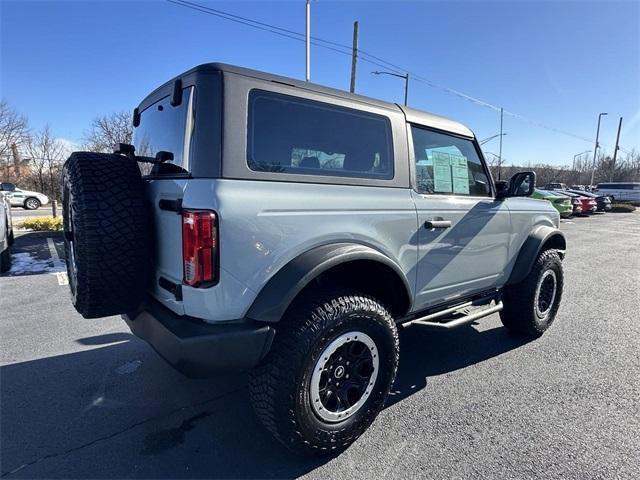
411 125 491 197
248 90 394 180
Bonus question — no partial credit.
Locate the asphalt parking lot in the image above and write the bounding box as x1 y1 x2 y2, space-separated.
1 212 639 479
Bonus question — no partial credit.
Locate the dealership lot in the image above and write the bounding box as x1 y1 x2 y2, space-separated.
1 212 639 479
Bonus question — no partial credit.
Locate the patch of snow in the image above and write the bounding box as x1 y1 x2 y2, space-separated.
9 252 66 275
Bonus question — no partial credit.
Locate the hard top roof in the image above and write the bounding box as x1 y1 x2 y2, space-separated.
139 62 475 138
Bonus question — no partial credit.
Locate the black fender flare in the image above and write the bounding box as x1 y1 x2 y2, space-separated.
245 243 412 323
506 225 566 285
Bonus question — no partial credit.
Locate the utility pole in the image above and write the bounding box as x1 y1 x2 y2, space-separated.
590 112 607 187
350 21 359 93
498 107 504 180
305 0 310 82
403 73 409 106
610 116 623 181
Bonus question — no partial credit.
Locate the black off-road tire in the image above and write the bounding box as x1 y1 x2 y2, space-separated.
249 291 399 456
62 152 150 318
500 249 563 337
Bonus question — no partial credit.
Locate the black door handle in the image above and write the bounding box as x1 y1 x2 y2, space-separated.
424 219 452 229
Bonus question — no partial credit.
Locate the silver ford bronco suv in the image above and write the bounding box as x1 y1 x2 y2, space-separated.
62 63 565 455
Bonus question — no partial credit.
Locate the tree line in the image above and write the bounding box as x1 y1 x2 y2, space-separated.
0 99 132 202
1 98 639 203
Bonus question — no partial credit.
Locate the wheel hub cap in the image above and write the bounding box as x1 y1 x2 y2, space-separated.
310 331 379 423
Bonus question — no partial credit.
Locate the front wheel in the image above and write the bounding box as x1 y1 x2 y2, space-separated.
500 249 564 337
24 197 41 210
250 292 399 456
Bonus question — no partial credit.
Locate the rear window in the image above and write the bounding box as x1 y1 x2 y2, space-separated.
133 86 195 174
247 90 394 180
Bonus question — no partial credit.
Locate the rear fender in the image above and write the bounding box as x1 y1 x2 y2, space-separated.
245 243 412 323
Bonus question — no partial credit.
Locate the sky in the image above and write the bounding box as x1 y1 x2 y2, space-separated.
1 0 638 167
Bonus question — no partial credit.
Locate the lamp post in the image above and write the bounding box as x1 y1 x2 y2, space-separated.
479 133 507 145
589 112 607 187
372 71 409 105
572 150 591 172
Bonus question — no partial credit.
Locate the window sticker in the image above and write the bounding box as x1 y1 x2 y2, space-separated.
451 155 469 195
432 151 453 193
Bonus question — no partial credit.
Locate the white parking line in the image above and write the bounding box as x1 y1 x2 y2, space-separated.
47 237 60 261
47 237 68 285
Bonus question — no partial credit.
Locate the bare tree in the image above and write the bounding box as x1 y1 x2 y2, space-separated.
0 99 30 180
82 111 133 153
25 126 65 202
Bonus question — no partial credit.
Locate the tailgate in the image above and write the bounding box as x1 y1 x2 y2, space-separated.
145 178 188 315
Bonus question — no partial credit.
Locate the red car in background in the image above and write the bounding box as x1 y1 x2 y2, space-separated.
557 191 597 214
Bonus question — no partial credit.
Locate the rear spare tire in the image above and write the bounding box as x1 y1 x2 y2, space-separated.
63 152 150 318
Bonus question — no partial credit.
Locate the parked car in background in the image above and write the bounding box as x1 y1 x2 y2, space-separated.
0 182 49 210
531 189 573 218
593 182 640 202
544 182 569 190
0 191 14 272
557 191 597 214
567 189 611 212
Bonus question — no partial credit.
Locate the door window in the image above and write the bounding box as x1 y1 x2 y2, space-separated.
411 126 491 197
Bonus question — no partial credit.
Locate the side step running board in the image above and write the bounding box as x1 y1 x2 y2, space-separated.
402 298 503 331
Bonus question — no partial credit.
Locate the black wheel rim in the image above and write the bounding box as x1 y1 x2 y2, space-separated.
535 270 557 318
310 331 379 423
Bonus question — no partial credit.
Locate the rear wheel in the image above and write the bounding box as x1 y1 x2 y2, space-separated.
24 197 41 210
63 152 150 318
500 249 563 337
250 291 398 456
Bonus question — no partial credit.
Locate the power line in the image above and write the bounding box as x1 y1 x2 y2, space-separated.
167 0 629 151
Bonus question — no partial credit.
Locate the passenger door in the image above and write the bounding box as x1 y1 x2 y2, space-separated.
409 125 511 310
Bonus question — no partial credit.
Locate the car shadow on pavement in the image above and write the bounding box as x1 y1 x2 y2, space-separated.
1 323 530 479
388 324 532 407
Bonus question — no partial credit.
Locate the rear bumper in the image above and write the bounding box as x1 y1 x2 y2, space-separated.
123 299 274 377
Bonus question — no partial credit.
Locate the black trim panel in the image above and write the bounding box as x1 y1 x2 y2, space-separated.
506 226 566 285
123 298 274 377
246 242 412 323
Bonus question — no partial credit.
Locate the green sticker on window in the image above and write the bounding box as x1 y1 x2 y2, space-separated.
432 152 452 193
451 155 469 194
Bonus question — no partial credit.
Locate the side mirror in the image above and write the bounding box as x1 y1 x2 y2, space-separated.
0 182 16 192
494 180 509 196
496 171 536 198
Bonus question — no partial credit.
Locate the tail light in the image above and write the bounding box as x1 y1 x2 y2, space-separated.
182 211 218 287
571 198 580 205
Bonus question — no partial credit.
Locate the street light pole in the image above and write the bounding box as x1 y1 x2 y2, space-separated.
589 112 607 187
572 150 591 172
371 71 409 106
498 107 504 180
305 0 310 82
479 133 507 145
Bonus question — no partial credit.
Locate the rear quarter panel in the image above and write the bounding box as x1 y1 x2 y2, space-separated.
181 179 418 322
